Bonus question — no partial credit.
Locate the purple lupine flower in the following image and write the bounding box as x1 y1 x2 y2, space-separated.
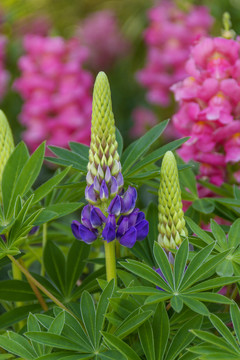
71 185 149 247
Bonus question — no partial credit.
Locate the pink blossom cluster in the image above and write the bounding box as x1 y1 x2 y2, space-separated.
130 107 157 138
171 36 240 187
14 35 93 152
76 10 129 71
0 35 9 99
137 1 212 107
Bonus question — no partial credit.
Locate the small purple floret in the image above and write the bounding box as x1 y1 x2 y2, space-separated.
108 195 121 216
119 227 137 248
71 221 97 244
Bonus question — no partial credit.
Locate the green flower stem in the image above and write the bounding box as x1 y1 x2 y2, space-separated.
8 255 69 312
41 223 47 276
104 240 117 282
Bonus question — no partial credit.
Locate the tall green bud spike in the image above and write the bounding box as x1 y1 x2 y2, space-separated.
0 110 14 202
158 151 187 250
86 72 123 206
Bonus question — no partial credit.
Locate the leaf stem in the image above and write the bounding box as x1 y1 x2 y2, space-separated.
8 255 69 312
104 240 117 282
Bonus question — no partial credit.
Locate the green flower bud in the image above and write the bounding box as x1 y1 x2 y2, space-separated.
0 110 14 202
87 72 120 180
158 151 187 250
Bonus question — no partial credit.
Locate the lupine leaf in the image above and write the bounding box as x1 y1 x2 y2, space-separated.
102 332 141 360
153 302 169 360
174 239 189 290
80 291 96 348
171 296 183 313
186 217 214 245
122 121 169 174
209 314 239 352
138 320 155 360
165 316 203 360
210 219 227 250
27 313 44 356
114 310 153 339
228 219 240 249
230 303 240 344
181 296 209 316
153 242 174 289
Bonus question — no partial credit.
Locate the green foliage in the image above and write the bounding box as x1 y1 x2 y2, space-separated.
119 240 237 316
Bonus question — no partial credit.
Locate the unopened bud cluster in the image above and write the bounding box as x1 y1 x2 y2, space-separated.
158 151 187 250
0 111 14 202
85 72 123 206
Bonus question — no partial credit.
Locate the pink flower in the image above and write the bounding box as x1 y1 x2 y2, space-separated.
0 35 9 99
172 35 240 187
130 107 157 138
76 10 129 71
14 35 93 152
137 1 212 107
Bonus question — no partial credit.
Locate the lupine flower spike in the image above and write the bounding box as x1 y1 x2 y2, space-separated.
0 110 14 202
71 72 149 281
158 151 187 250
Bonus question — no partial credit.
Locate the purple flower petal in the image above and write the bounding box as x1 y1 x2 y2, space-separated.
93 176 100 192
135 220 149 241
81 204 91 222
94 207 107 223
110 176 118 196
100 180 109 201
119 227 137 248
85 185 98 204
121 186 137 214
108 195 121 216
71 221 97 244
102 222 116 243
136 211 145 224
128 209 139 227
90 207 103 228
116 172 124 188
116 216 129 238
105 166 111 183
29 226 39 235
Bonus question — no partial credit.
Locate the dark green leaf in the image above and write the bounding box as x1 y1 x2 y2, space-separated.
153 302 169 360
102 332 141 360
138 320 155 360
80 291 96 348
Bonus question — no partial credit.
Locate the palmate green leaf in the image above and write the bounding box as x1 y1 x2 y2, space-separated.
44 311 65 354
174 239 189 290
209 314 239 353
8 331 37 358
192 198 215 214
165 315 203 360
0 304 42 330
138 320 155 360
180 296 209 316
35 202 83 225
216 259 234 277
119 259 171 292
27 313 44 357
114 309 153 339
171 296 183 313
36 353 92 360
153 303 169 360
0 279 36 301
2 141 29 215
153 242 174 289
48 146 88 172
99 350 126 360
210 219 227 250
65 240 90 297
6 142 45 218
0 355 14 359
32 167 71 205
230 303 240 344
102 332 141 360
80 291 96 348
43 240 66 294
25 332 86 352
189 292 232 304
122 120 169 174
228 218 240 249
190 330 238 356
96 280 115 347
183 276 240 293
186 217 214 245
125 137 189 177
69 142 89 160
180 249 231 291
0 333 35 360
180 243 215 288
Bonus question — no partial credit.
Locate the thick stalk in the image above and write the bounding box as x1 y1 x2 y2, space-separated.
104 240 117 282
8 255 68 312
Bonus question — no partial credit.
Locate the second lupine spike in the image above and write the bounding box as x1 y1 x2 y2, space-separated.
86 72 123 206
0 110 14 203
158 151 187 250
